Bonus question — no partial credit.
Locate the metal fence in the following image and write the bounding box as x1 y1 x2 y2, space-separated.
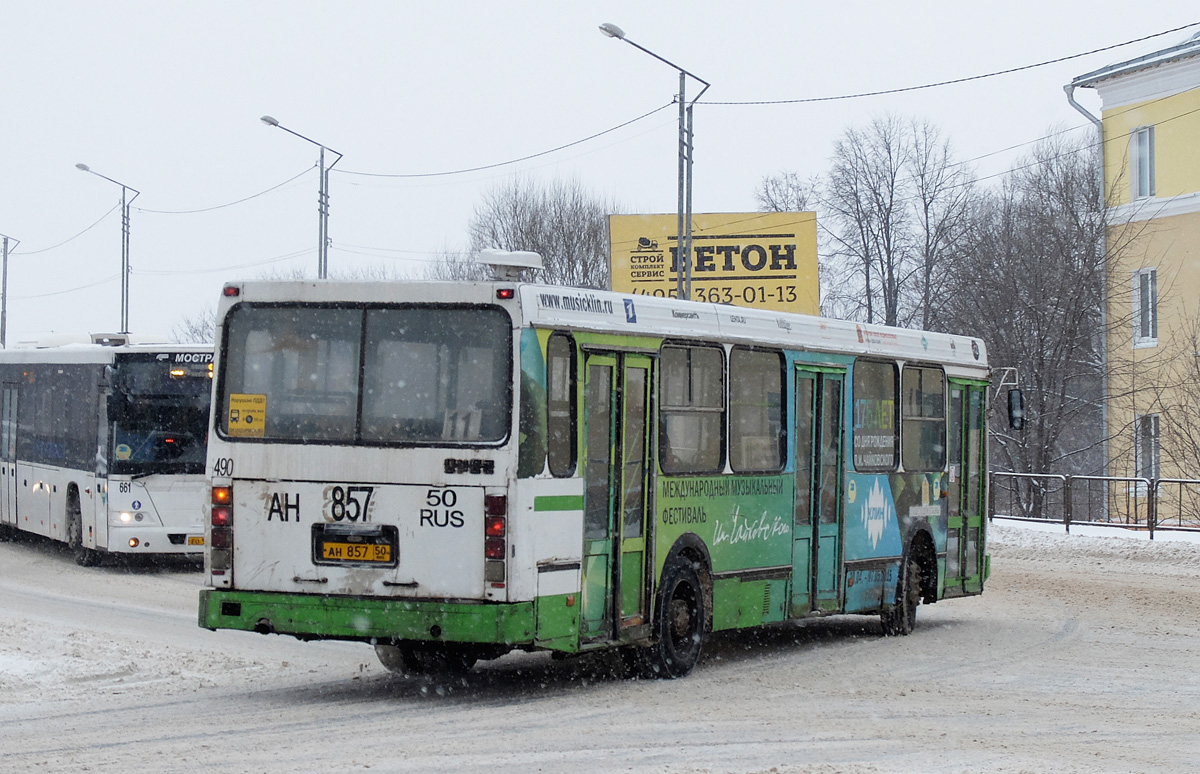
989 471 1200 539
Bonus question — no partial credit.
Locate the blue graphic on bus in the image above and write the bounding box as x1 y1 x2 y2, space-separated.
844 474 902 561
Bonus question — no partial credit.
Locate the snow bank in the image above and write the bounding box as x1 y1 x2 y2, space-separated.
989 519 1200 575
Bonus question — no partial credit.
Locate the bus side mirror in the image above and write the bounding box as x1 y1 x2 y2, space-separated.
1007 389 1025 430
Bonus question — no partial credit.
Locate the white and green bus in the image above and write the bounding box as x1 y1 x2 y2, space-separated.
0 336 213 565
199 270 994 677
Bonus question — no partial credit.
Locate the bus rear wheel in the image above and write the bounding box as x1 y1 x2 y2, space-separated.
638 559 705 679
882 555 920 636
374 642 478 676
66 497 101 567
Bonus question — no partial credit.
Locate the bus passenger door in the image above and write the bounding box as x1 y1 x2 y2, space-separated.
945 385 964 594
617 356 651 636
792 368 845 615
946 384 985 594
581 355 617 640
0 383 15 526
580 353 652 642
962 386 986 594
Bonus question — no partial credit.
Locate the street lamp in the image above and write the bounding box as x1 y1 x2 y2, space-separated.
76 163 139 334
260 115 343 279
0 232 19 348
600 22 710 301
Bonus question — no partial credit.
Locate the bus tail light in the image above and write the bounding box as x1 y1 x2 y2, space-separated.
484 495 506 586
210 486 233 574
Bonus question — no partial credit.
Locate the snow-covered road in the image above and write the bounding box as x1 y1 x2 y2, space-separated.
1 524 1197 773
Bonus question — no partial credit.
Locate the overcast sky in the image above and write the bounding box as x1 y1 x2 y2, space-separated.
1 2 1196 343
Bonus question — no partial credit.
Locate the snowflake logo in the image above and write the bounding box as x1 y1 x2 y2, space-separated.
862 479 892 550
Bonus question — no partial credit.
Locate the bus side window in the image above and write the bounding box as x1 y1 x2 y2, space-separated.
729 347 784 472
660 344 725 475
517 328 549 478
852 359 899 472
901 366 947 471
546 332 577 478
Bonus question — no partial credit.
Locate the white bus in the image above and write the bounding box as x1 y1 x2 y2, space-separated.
0 336 213 565
200 272 999 677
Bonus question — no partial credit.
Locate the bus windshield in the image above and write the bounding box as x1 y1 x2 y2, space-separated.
109 359 212 476
219 304 513 445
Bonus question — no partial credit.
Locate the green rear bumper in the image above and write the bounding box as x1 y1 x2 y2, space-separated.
199 588 535 645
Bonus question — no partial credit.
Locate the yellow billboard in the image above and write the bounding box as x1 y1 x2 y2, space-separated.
609 212 819 314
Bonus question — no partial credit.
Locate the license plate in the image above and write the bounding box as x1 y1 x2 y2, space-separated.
321 542 392 563
187 536 205 546
312 523 398 567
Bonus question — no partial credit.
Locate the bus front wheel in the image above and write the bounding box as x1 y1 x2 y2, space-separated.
66 496 101 567
639 559 706 679
882 555 920 636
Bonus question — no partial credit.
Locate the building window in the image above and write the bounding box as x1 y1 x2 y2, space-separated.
1130 126 1155 200
1135 413 1159 481
1132 268 1157 348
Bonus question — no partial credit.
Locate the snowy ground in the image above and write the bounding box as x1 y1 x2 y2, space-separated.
1 521 1198 773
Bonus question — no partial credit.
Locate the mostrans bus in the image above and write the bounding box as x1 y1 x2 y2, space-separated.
0 336 213 565
199 273 994 678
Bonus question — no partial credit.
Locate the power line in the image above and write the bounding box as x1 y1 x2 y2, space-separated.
703 21 1200 106
12 273 120 299
336 102 675 179
134 247 315 276
972 100 1200 187
137 167 314 214
14 204 120 255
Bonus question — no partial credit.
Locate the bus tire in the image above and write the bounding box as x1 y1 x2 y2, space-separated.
640 558 706 679
374 641 477 676
66 492 101 567
373 642 407 674
882 554 920 636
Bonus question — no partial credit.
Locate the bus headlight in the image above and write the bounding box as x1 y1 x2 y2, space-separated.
119 512 133 523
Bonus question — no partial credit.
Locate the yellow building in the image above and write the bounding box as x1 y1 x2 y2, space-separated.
1067 32 1200 485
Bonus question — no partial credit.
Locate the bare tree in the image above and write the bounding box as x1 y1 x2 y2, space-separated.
171 306 217 345
467 176 618 289
824 115 911 326
755 171 816 213
1145 315 1200 477
168 266 329 345
820 115 974 328
423 248 490 281
908 119 975 331
940 133 1110 479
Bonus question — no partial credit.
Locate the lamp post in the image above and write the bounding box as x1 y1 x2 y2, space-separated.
76 164 139 334
0 233 19 348
600 22 710 301
260 115 343 279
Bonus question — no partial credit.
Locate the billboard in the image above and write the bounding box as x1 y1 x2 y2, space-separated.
609 212 819 314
